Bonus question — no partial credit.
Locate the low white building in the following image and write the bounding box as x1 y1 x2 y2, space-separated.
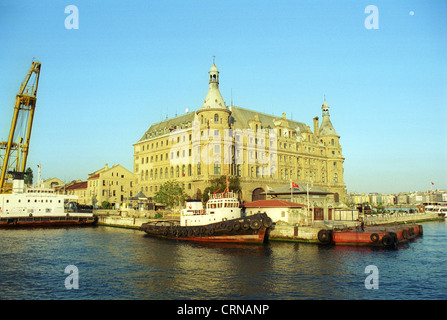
243 199 307 225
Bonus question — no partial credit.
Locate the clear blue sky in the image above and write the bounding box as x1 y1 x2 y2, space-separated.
0 0 446 194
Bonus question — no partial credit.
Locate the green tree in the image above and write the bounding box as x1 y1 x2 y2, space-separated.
24 167 33 186
154 180 189 208
202 175 241 203
101 201 112 209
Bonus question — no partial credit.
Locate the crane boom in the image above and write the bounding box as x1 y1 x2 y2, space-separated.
0 61 41 193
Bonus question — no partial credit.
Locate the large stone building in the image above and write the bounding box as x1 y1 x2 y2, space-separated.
133 64 346 204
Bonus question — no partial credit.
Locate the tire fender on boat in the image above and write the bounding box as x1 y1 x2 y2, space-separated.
370 233 379 242
262 216 273 228
382 233 398 247
233 221 241 231
250 219 261 230
318 229 332 244
218 221 226 230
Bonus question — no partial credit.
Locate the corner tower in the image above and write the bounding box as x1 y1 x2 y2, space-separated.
196 62 232 178
318 99 346 202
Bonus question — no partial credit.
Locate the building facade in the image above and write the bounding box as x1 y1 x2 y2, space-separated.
65 181 88 205
87 164 134 209
134 64 346 203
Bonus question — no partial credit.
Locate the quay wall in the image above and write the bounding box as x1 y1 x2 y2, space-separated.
97 214 152 229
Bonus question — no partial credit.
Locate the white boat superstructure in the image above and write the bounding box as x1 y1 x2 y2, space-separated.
0 173 97 227
180 191 242 227
424 203 447 216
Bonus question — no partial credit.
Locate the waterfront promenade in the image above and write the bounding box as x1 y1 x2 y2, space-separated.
96 209 444 243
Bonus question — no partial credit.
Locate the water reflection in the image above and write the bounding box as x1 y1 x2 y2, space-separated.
0 222 446 300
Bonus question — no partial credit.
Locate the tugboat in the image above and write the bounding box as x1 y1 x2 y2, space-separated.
140 190 274 244
0 171 98 228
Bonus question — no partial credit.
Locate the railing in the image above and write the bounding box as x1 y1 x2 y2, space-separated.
364 212 441 225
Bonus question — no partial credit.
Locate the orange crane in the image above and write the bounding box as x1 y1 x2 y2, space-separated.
0 61 41 193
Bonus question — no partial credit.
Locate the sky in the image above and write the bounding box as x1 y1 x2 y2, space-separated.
0 0 446 194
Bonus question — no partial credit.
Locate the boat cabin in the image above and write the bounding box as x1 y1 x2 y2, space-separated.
180 191 243 227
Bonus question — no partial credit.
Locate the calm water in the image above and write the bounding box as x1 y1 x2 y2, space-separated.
0 221 446 300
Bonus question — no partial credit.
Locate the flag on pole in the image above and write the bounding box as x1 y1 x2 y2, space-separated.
292 182 299 188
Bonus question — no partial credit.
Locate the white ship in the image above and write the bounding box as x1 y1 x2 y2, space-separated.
0 172 97 227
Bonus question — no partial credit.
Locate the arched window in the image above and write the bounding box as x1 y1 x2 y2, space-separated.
176 166 179 177
214 114 219 123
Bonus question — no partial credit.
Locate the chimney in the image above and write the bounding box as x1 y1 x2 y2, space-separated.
313 116 319 137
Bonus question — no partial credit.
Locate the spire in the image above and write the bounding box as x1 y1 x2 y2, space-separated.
322 96 329 115
319 99 337 136
201 62 226 110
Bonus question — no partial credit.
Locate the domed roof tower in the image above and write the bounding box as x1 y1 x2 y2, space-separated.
201 63 227 110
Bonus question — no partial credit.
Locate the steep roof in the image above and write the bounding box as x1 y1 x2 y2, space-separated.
138 112 195 142
229 106 310 132
319 115 338 136
65 181 88 190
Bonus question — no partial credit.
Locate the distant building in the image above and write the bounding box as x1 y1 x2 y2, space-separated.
65 181 88 205
133 63 346 203
42 177 64 189
87 164 134 209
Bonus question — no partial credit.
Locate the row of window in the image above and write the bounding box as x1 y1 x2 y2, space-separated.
143 183 193 194
89 180 133 187
5 199 62 203
139 163 340 184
